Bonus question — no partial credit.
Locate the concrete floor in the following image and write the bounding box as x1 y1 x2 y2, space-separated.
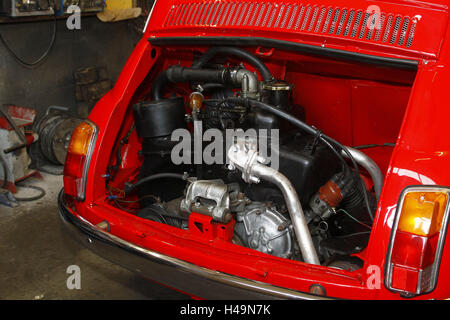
0 173 188 300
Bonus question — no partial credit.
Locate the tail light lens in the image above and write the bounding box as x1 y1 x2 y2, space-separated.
63 121 98 201
385 186 450 297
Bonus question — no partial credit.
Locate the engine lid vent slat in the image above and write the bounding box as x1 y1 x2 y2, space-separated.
161 1 431 50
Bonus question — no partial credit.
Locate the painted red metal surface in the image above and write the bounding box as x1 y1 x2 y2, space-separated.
64 0 450 299
147 0 449 60
0 105 36 130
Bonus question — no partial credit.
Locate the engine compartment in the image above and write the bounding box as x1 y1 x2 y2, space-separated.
104 45 415 269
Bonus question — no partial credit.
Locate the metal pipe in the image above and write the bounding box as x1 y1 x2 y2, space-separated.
227 142 320 265
230 68 259 99
250 163 320 265
342 146 384 201
190 92 204 179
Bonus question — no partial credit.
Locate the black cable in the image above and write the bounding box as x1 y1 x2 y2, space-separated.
124 173 186 195
353 143 395 149
0 13 57 69
0 158 46 201
14 184 46 202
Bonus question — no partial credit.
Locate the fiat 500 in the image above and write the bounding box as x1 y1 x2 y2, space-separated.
58 0 450 299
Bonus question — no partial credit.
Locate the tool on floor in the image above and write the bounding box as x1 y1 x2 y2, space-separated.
0 188 17 208
0 105 39 194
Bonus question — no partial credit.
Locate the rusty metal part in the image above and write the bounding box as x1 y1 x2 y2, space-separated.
319 179 344 208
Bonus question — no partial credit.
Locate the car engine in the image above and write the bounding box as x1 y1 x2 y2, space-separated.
121 46 380 266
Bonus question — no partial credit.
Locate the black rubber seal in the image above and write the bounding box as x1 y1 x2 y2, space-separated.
148 36 418 71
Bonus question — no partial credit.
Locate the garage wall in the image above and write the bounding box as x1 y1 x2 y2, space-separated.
0 16 143 119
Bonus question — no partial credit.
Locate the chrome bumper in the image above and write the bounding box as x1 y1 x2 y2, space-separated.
58 189 327 300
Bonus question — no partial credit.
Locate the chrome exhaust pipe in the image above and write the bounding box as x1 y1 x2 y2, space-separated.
227 141 320 265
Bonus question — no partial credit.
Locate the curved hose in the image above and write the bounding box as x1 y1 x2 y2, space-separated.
151 47 274 100
151 67 227 100
124 173 186 195
192 46 274 82
341 147 383 201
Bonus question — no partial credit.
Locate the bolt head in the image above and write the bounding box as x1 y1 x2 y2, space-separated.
257 156 267 164
250 176 260 184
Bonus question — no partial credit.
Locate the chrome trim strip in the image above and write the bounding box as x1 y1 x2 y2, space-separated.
78 120 98 202
143 0 158 33
58 190 329 300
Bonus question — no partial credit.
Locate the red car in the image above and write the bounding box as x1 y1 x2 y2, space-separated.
59 0 450 300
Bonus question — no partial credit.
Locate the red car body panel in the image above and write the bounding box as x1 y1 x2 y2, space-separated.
63 0 450 299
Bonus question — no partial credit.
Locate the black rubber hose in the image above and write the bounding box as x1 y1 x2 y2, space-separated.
192 46 274 82
150 71 170 101
124 173 186 195
151 47 274 100
151 66 228 100
226 97 375 221
0 105 27 144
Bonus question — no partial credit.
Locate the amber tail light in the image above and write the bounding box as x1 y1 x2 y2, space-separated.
63 121 98 201
385 186 450 297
